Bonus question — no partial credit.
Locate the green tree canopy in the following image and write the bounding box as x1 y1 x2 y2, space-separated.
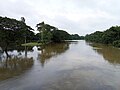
36 22 57 43
0 16 34 52
85 26 120 47
36 21 82 43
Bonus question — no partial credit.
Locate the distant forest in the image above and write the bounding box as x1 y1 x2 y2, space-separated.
1 16 120 49
85 26 120 47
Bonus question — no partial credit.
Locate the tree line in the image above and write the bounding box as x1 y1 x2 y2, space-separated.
0 16 83 51
85 26 120 47
36 21 84 43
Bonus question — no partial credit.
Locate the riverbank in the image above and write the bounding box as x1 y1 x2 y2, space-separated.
21 42 42 46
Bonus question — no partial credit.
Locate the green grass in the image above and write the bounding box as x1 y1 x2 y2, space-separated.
21 42 42 46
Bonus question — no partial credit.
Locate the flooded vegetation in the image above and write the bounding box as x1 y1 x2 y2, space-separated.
0 41 120 90
0 57 33 80
0 46 34 80
1 1 120 89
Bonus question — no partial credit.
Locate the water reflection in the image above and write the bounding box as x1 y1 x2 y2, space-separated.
0 57 33 80
0 46 34 81
0 49 3 61
38 43 69 67
0 42 70 81
88 42 120 65
1 41 120 90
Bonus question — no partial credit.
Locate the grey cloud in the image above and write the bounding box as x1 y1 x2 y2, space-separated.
0 0 120 35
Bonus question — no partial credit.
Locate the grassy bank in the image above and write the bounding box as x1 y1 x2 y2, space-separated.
21 42 42 46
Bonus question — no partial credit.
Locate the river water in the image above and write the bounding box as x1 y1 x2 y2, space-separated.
0 40 120 90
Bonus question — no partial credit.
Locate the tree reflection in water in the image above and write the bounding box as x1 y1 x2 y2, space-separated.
38 42 69 67
88 42 120 65
0 57 33 80
0 46 34 81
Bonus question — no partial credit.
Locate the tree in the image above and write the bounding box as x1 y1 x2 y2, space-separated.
51 30 70 42
21 17 27 44
36 22 57 43
36 22 45 43
36 22 83 43
21 17 25 22
0 16 34 56
70 34 84 40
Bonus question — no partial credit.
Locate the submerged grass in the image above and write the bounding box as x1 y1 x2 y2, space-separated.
0 57 34 81
21 42 42 46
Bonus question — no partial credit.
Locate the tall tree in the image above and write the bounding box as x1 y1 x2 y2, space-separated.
36 22 56 43
21 17 27 44
0 16 34 56
36 22 45 43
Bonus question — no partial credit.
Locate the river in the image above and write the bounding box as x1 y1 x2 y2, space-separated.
0 40 120 90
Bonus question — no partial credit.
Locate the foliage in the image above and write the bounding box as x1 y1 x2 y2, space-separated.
36 22 56 43
70 34 84 40
0 16 83 51
51 30 71 42
85 31 103 43
113 40 120 47
36 22 83 43
85 26 120 47
0 16 34 51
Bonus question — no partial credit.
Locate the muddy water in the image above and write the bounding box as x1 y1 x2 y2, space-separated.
0 41 120 90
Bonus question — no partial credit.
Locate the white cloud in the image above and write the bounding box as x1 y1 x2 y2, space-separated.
0 0 120 35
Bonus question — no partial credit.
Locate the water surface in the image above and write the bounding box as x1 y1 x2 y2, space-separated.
0 41 120 90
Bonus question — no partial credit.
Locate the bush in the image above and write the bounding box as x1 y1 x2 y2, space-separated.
113 40 120 47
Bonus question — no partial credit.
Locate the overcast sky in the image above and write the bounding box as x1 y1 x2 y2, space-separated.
0 0 120 35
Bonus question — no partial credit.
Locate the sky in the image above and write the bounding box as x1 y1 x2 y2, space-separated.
0 0 120 35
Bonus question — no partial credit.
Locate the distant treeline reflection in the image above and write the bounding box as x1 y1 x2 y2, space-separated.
88 42 120 65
